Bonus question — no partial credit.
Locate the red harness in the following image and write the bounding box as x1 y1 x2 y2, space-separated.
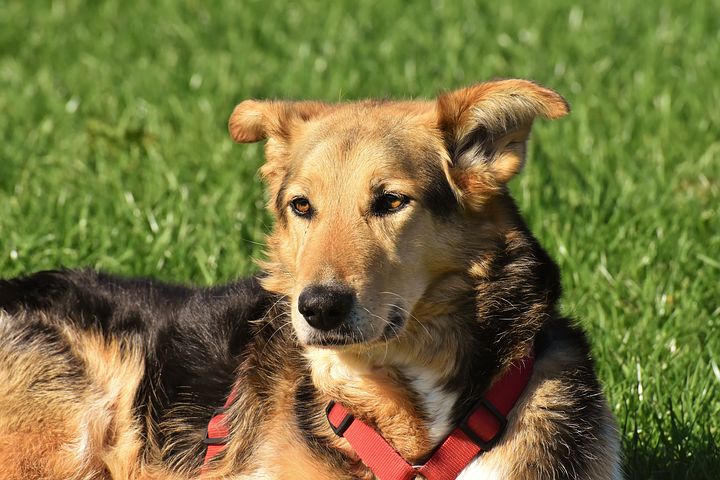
202 356 533 479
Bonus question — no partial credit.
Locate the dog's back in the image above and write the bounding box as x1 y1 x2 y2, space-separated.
0 270 272 478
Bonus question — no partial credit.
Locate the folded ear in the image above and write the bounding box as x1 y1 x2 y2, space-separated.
228 100 330 143
437 79 569 208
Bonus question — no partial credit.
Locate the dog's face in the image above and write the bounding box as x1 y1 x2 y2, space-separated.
258 108 455 347
229 80 568 349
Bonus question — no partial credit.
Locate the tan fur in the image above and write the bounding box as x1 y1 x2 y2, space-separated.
239 392 338 480
0 311 145 479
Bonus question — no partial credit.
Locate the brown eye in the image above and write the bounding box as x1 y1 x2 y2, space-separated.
373 193 408 216
387 196 403 209
290 197 312 216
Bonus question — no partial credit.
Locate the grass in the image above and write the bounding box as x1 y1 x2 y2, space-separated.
1 0 718 478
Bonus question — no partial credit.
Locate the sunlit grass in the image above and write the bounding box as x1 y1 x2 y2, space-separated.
1 1 718 477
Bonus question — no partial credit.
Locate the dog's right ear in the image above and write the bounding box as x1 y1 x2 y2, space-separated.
436 79 569 209
228 100 330 143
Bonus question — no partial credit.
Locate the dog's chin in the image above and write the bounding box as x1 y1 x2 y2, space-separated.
303 333 362 348
301 308 408 349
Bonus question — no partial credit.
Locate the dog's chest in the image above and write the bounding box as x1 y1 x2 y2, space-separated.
403 366 458 446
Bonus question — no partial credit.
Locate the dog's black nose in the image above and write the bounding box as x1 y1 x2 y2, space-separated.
298 284 354 331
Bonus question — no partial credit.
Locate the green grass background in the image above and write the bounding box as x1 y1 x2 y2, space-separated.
1 0 718 478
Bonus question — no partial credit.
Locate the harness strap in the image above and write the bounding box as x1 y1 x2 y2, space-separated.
327 402 417 480
326 356 534 480
201 387 238 473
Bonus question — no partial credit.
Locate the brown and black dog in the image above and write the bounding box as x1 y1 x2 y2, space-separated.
0 79 621 479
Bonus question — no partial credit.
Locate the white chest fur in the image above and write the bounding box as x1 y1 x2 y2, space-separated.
455 457 505 480
401 365 458 447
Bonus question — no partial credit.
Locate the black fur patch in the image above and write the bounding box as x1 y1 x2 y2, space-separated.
418 161 458 218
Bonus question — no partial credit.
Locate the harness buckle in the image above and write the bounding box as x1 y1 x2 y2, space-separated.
325 401 355 437
459 398 508 451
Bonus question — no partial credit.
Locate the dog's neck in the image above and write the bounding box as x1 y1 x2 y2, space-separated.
306 346 451 461
305 302 493 462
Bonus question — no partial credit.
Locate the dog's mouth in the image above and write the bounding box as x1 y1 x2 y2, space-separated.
303 305 408 348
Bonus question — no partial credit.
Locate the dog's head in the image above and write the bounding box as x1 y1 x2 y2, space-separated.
229 80 568 349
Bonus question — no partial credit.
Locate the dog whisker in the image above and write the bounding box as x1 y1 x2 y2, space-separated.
261 318 291 355
254 295 290 334
360 305 396 362
360 305 391 327
384 301 433 341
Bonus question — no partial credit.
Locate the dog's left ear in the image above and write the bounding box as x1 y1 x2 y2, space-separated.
228 100 330 143
437 79 569 208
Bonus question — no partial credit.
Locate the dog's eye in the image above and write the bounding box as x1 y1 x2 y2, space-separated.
290 197 312 216
373 193 408 216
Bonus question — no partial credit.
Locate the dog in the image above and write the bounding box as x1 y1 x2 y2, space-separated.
0 79 621 479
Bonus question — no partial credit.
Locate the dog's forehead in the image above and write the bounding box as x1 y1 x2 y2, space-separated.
289 105 442 178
